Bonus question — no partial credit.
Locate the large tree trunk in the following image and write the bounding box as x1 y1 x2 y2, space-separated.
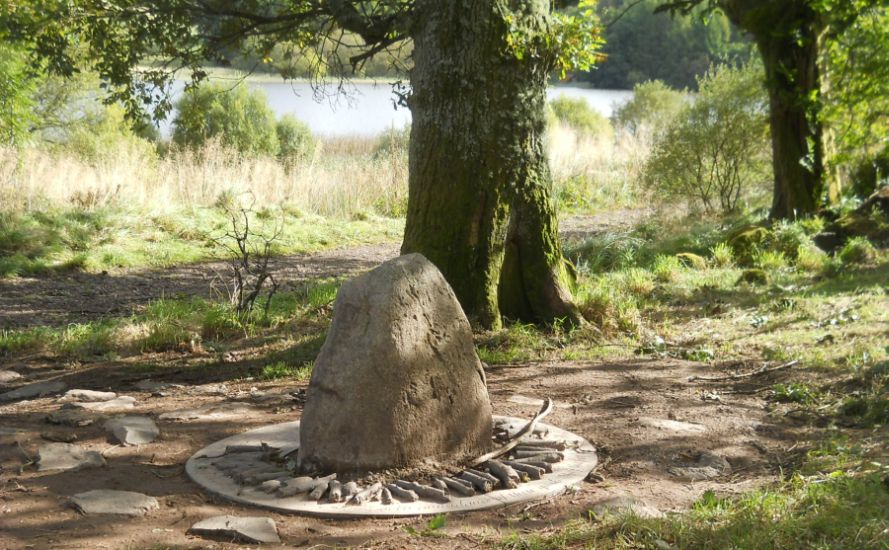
757 30 824 219
402 0 582 330
722 1 827 220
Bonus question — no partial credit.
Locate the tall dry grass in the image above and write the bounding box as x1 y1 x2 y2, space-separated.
0 136 409 218
547 121 650 212
0 124 647 217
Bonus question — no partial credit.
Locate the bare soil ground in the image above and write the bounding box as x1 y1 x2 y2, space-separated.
0 210 646 330
0 209 811 549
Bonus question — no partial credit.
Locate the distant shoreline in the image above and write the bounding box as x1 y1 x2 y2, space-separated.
158 66 630 92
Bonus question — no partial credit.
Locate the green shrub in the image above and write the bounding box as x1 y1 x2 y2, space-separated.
621 267 655 296
611 79 686 136
0 44 37 146
276 114 315 159
676 252 708 270
728 225 770 265
549 96 613 138
796 244 829 271
768 221 815 261
578 280 642 335
62 103 158 163
754 249 788 271
569 232 647 273
838 236 878 265
772 382 819 404
709 242 735 267
374 124 411 157
652 254 683 282
642 63 770 214
173 83 279 155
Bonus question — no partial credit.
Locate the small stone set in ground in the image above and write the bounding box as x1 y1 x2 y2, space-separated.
66 489 279 544
200 418 573 507
34 389 159 470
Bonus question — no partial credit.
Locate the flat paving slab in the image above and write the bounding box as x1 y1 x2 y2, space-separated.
64 396 136 411
160 402 256 421
0 370 23 385
38 443 105 471
186 417 597 518
188 515 280 544
70 490 159 516
105 415 160 445
60 389 118 402
1 380 66 401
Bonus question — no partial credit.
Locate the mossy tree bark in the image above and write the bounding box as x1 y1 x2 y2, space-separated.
722 0 828 219
402 0 582 330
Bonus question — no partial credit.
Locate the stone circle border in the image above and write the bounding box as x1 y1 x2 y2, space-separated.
185 416 597 518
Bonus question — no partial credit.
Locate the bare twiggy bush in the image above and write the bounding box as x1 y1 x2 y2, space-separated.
212 195 281 320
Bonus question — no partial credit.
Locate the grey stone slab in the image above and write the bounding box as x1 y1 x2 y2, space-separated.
105 416 159 445
59 389 117 402
668 450 731 481
0 381 66 401
188 515 280 544
590 496 663 518
185 417 598 518
70 490 159 516
37 443 105 471
160 402 255 421
64 396 136 411
46 409 102 427
0 370 23 385
639 417 706 434
134 380 182 395
41 431 77 443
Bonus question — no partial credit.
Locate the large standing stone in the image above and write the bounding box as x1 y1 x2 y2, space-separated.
70 490 159 516
299 254 492 473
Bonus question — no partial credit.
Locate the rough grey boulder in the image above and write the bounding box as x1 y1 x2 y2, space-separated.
299 253 492 473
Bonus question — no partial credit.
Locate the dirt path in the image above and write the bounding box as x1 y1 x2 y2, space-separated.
0 211 645 330
0 206 799 550
0 356 800 550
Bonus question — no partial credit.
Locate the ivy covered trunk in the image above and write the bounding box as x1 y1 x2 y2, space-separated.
723 0 827 220
402 0 582 330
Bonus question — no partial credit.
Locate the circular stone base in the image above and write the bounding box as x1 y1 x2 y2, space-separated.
185 417 597 518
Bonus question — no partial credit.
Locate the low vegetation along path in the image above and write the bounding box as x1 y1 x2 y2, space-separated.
0 211 640 330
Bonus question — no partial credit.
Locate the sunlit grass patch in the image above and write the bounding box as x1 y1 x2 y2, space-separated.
0 205 402 278
477 323 553 364
501 470 889 549
0 285 338 363
259 360 314 381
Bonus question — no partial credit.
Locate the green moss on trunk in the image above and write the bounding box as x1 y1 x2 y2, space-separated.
402 0 581 330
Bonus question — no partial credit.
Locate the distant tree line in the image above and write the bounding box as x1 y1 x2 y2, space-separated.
203 0 749 91
574 0 752 90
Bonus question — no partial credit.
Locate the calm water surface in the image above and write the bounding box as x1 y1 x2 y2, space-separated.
162 81 632 137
